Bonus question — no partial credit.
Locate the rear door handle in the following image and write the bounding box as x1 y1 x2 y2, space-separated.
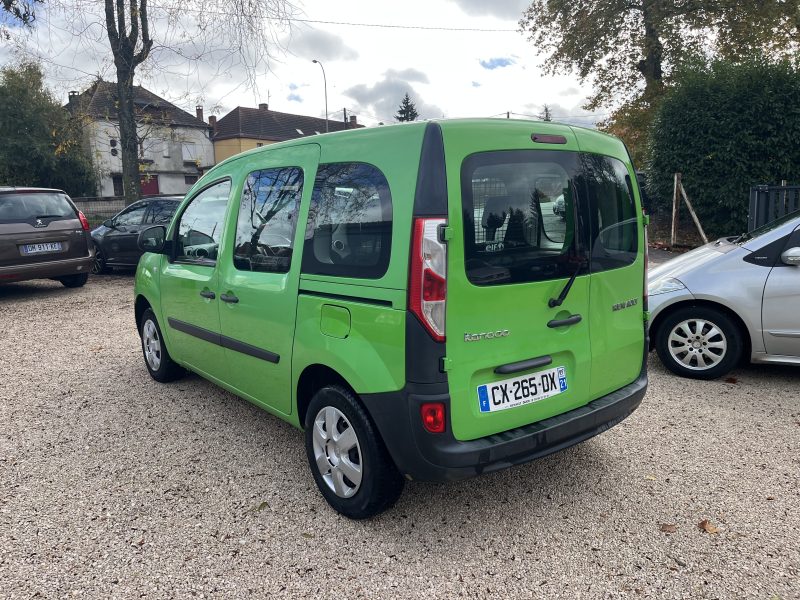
220 293 239 304
199 290 216 300
495 355 552 375
547 314 582 328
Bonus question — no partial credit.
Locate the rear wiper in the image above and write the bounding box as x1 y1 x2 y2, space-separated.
549 260 586 308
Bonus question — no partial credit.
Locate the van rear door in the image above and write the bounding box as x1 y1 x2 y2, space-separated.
442 125 594 442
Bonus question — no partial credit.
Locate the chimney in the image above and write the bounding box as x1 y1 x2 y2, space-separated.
208 115 217 133
349 115 358 128
258 103 269 110
68 91 79 106
196 105 204 122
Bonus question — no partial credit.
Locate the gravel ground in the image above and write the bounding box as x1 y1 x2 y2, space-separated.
1 275 798 599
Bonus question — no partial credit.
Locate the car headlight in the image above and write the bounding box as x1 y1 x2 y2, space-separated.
648 277 687 296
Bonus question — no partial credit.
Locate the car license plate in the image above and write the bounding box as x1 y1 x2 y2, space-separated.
20 242 62 255
478 366 567 413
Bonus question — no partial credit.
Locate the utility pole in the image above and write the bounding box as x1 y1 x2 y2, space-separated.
312 59 328 132
343 107 347 129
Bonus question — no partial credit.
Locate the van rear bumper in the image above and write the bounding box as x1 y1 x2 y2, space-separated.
361 369 647 482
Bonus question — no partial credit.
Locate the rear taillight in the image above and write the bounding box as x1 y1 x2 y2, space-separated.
420 402 446 433
409 217 447 342
78 211 90 231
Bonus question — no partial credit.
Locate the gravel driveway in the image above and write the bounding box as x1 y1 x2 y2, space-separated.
1 275 798 599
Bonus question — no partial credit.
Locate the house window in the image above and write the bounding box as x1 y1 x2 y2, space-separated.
181 142 197 162
162 140 170 158
112 175 123 197
256 143 264 148
185 175 198 185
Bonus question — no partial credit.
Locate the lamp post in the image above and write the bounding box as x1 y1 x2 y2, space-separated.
312 59 328 133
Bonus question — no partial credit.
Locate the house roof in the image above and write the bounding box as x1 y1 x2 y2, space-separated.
65 81 209 130
213 106 361 142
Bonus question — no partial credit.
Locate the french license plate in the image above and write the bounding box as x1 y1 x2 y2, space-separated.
20 242 62 255
478 366 567 413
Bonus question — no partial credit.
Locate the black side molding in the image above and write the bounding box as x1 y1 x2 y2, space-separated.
495 355 552 375
167 317 279 364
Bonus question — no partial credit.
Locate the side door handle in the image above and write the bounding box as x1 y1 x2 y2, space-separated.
547 314 582 328
199 290 216 300
220 293 239 304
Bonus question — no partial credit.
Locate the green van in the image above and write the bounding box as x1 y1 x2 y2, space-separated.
134 119 648 518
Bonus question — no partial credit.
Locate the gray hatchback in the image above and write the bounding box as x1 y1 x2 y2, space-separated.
0 187 94 287
648 210 800 379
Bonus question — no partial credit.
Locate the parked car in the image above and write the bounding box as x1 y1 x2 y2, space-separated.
0 187 93 287
133 119 648 518
552 195 566 220
648 210 800 379
91 196 182 273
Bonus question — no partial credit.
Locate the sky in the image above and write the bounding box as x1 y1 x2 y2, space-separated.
1 0 603 128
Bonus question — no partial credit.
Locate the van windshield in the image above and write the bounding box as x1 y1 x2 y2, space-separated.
461 150 637 286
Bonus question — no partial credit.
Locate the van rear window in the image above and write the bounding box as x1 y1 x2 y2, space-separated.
461 150 637 286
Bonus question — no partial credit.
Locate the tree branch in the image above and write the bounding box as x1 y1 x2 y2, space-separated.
133 0 152 67
127 0 138 49
104 0 119 48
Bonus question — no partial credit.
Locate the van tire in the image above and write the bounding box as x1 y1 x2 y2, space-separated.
139 308 184 383
655 306 742 380
305 385 404 519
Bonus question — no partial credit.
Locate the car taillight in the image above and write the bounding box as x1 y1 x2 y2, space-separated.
420 402 446 433
409 217 447 342
78 211 90 231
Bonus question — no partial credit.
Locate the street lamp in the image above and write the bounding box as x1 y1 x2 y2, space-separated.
312 59 328 133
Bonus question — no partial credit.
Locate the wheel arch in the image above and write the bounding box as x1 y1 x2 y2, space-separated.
134 294 152 331
296 364 358 430
650 299 752 362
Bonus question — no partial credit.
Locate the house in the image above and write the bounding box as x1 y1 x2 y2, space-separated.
66 81 214 197
211 104 362 163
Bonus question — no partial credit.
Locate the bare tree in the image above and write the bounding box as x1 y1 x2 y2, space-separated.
23 0 299 204
104 1 153 202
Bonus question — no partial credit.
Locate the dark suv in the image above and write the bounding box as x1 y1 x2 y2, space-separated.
0 187 93 287
91 196 182 273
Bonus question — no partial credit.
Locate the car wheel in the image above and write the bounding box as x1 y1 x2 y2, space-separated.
91 243 108 274
139 308 184 383
305 385 404 519
58 273 89 288
655 306 743 380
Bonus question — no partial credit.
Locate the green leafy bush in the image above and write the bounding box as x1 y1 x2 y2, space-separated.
647 60 800 236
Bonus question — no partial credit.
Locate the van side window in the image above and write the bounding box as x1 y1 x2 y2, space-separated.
174 180 231 265
302 162 392 279
233 167 304 274
580 155 638 272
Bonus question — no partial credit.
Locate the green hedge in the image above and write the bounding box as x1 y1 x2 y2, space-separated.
646 60 800 236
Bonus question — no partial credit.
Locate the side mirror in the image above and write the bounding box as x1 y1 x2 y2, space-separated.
780 247 800 266
138 225 167 254
103 219 115 228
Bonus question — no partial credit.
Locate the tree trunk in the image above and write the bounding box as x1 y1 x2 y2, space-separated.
638 2 664 98
115 71 141 204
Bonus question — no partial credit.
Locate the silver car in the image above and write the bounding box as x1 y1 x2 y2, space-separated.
648 210 800 379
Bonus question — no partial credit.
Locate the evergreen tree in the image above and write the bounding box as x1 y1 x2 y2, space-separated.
0 62 96 196
538 104 553 121
395 93 419 122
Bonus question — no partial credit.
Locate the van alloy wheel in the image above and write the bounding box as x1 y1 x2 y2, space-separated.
304 385 404 518
138 308 184 383
312 406 363 498
142 318 162 371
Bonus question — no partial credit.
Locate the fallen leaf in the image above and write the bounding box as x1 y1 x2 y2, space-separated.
766 496 775 501
660 523 677 533
697 519 719 534
301 532 313 539
724 377 738 384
